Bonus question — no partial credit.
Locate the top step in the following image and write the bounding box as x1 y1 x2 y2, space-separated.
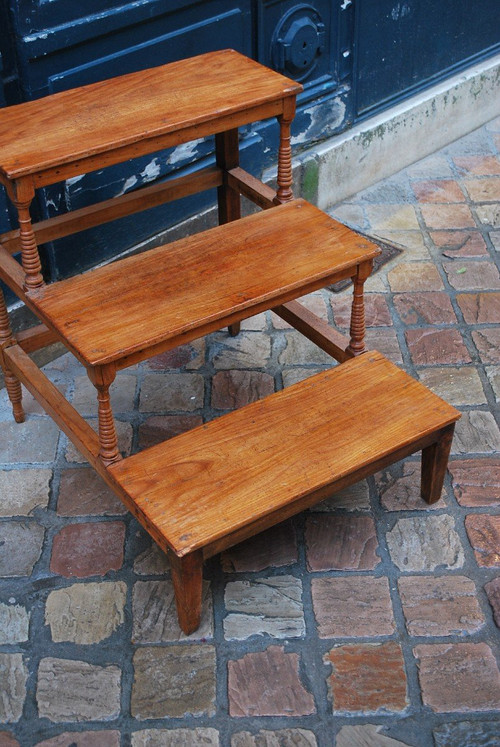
0 50 302 183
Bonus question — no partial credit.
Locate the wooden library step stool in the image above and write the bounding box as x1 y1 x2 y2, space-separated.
0 49 460 634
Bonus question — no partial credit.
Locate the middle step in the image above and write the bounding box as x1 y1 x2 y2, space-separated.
29 199 379 367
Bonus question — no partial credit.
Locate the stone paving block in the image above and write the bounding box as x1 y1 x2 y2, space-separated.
457 292 500 323
272 293 328 329
365 204 419 231
325 642 407 713
281 367 326 387
386 515 464 572
0 603 29 644
336 724 412 747
374 230 429 260
0 468 51 517
485 577 500 628
414 643 500 712
364 328 403 364
491 230 500 251
486 366 500 402
465 515 500 567
0 419 59 463
133 539 170 575
306 515 379 571
417 366 486 406
279 330 334 366
50 521 125 578
212 370 274 409
221 521 297 572
476 204 500 227
330 203 366 228
405 328 471 365
132 729 219 746
398 576 484 636
311 576 395 638
387 262 443 292
448 459 500 506
0 732 19 746
420 204 476 229
139 373 204 412
65 419 132 463
452 411 500 454
412 179 465 203
407 154 453 179
376 460 444 511
131 645 216 719
72 374 136 414
241 312 267 330
146 338 205 370
311 480 370 512
138 414 203 449
0 521 45 577
463 177 500 202
433 720 500 747
36 657 121 722
231 729 317 746
57 467 126 516
224 576 304 640
454 154 500 175
430 230 488 257
228 646 315 717
472 328 500 363
0 654 27 723
35 731 121 746
330 293 392 328
211 332 271 369
132 579 213 642
443 261 500 291
393 292 456 325
45 581 127 643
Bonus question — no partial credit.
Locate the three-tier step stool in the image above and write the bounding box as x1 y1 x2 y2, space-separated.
0 50 460 634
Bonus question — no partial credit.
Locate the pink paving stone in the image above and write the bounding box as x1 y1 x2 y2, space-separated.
228 646 315 717
138 414 203 450
50 522 125 578
326 642 408 712
211 370 275 409
412 179 465 203
305 515 379 571
472 329 500 363
430 230 488 258
146 339 204 369
405 328 471 365
485 577 500 628
443 261 500 291
463 177 500 203
414 642 500 712
465 515 500 567
420 204 476 230
330 294 392 328
0 733 19 746
453 155 500 175
220 520 297 572
393 292 456 325
57 468 126 516
35 732 120 746
448 459 500 506
457 292 500 323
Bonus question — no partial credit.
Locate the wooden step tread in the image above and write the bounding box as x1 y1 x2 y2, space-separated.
0 50 301 181
108 351 460 558
31 199 379 367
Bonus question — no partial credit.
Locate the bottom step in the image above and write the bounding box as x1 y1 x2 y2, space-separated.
109 351 460 561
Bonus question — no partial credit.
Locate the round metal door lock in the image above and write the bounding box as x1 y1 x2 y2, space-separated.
271 5 325 81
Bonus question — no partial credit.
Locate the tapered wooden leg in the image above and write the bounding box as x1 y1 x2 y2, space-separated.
169 550 204 635
0 289 24 423
87 365 120 466
421 424 455 504
228 322 241 336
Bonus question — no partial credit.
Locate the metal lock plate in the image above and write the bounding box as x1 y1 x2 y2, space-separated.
272 5 325 80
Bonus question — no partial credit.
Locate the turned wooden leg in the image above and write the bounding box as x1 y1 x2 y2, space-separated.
0 289 24 423
169 550 204 635
87 365 121 466
8 178 44 291
346 261 372 356
421 424 455 504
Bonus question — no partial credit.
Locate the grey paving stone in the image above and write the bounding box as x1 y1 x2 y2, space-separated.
376 460 444 511
486 366 500 402
132 579 213 642
72 374 136 414
132 729 220 746
36 658 121 722
211 332 271 369
133 540 170 576
279 330 334 366
131 645 216 719
35 731 120 746
0 419 59 463
231 729 317 746
418 366 486 406
433 720 500 746
224 576 304 640
386 515 465 571
0 602 29 644
0 521 45 577
0 653 27 723
65 419 132 463
452 411 500 454
0 468 51 517
336 724 412 747
45 581 127 644
139 373 204 412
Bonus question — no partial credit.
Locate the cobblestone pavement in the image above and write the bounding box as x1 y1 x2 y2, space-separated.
1 118 500 746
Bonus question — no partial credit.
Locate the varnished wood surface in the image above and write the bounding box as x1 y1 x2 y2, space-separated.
109 351 460 557
32 199 380 366
0 50 301 181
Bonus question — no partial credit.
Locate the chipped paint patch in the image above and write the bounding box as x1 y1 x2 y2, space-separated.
140 158 161 183
167 138 203 165
116 175 138 197
292 98 347 146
